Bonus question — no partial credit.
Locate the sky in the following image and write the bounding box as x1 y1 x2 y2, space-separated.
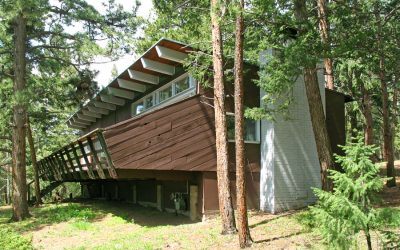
86 0 154 87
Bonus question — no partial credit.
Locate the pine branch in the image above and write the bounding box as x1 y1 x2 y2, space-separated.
0 136 11 141
0 148 11 154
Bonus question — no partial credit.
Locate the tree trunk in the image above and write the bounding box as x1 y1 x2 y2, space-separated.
11 13 30 221
294 0 334 191
375 9 396 187
317 0 334 89
27 117 41 207
210 0 236 234
360 83 374 146
234 0 252 247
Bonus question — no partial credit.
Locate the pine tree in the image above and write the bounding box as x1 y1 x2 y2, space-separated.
311 137 384 250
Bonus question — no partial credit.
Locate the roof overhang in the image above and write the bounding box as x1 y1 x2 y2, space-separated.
67 38 193 130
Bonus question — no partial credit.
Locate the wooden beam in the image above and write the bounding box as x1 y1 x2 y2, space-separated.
70 143 86 179
68 121 86 129
82 109 102 119
86 137 106 179
71 119 90 127
72 117 91 125
87 105 109 115
141 58 175 75
77 113 96 122
155 45 188 63
117 78 146 92
93 100 117 111
78 141 96 179
107 86 136 99
100 94 125 106
96 131 118 179
128 69 159 85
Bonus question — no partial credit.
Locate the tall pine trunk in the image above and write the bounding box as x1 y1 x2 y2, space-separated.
294 0 334 191
234 0 252 247
360 82 374 146
210 0 236 234
317 0 334 90
375 9 396 187
12 12 30 221
27 117 41 207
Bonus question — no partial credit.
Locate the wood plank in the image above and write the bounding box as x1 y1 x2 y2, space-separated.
78 141 96 179
112 118 210 162
96 131 118 179
65 147 85 179
86 137 106 179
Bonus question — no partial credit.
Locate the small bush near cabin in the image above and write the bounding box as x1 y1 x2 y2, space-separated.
310 138 384 250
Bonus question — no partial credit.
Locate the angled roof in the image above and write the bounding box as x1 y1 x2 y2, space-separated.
68 38 194 130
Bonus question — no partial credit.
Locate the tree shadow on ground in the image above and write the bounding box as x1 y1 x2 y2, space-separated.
81 199 196 227
254 231 306 244
0 199 196 234
249 210 299 229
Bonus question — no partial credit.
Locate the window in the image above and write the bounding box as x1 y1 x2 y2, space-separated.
226 114 260 143
174 77 190 94
144 95 154 108
131 73 196 117
159 85 172 102
132 102 144 116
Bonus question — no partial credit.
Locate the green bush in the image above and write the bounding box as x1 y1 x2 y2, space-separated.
0 227 33 250
310 138 384 250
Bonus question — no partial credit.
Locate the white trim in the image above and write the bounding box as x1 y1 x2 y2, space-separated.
93 101 117 111
155 45 188 63
141 58 175 75
128 69 159 85
100 94 125 106
107 86 136 99
117 78 147 92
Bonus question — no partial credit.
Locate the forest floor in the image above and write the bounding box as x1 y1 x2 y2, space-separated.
0 161 399 250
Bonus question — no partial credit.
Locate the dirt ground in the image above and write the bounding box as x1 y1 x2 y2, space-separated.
1 161 399 250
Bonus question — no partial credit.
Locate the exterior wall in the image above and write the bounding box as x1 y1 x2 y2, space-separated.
260 70 325 213
201 171 260 212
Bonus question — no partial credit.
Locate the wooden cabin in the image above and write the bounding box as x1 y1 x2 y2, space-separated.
37 38 351 219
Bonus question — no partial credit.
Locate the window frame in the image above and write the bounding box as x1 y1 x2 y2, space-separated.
131 73 196 117
226 112 260 144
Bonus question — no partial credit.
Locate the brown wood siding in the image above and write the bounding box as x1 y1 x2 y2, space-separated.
103 95 261 172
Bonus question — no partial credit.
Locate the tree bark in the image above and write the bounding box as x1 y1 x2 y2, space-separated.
27 117 41 207
375 9 396 187
360 83 374 146
11 12 30 221
210 0 236 234
234 0 252 247
317 0 334 89
294 0 334 191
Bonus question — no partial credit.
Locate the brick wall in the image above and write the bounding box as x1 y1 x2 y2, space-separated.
260 69 325 213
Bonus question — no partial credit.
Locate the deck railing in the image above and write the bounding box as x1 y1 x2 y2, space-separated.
37 129 117 181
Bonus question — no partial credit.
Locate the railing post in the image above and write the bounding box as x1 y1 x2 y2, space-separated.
65 146 85 180
78 141 96 179
70 143 87 179
87 137 106 179
96 130 118 179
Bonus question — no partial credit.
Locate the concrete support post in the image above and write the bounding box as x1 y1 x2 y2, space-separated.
132 185 137 204
190 185 198 221
156 184 162 211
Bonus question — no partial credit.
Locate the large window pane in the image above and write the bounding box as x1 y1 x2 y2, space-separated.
175 77 190 94
135 102 144 115
159 86 172 102
144 95 154 108
226 114 258 142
